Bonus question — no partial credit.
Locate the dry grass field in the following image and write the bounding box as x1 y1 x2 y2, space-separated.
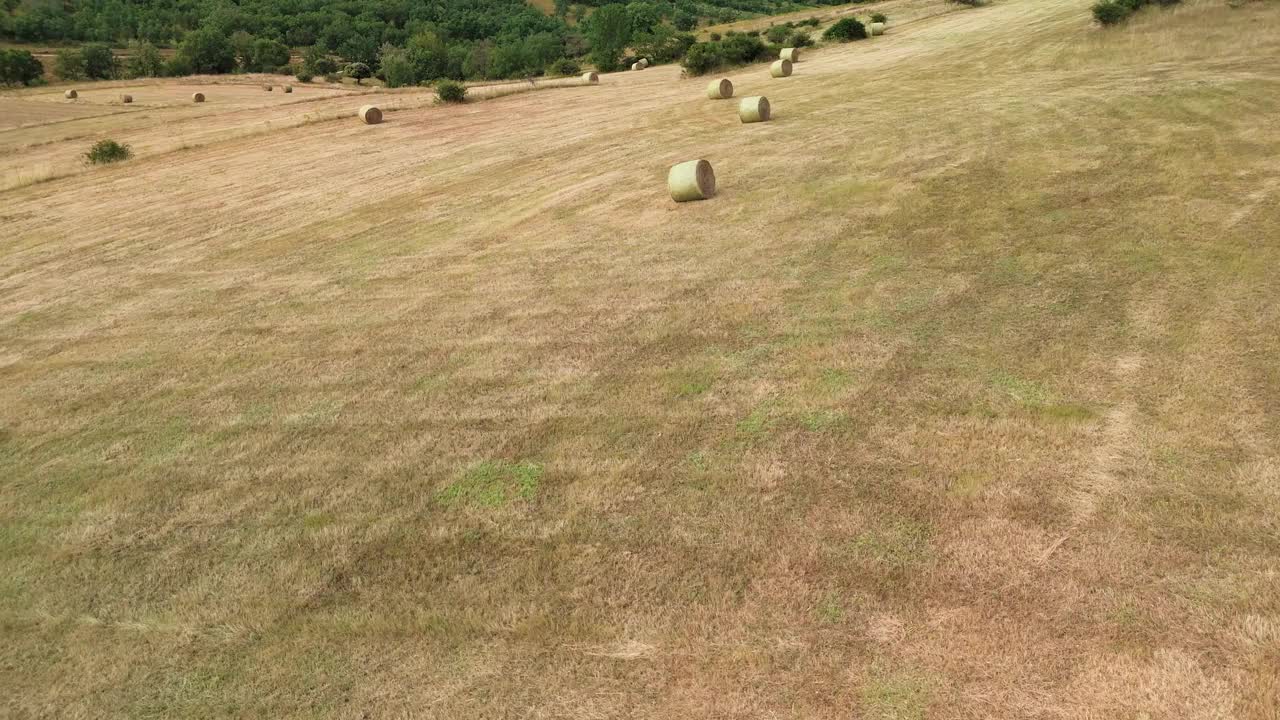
3 0 1279 717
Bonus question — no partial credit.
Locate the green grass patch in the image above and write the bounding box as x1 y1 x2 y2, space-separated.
799 409 847 432
736 402 776 439
436 460 543 508
861 668 930 720
851 519 932 571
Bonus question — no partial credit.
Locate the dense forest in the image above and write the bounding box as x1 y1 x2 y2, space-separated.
0 0 864 85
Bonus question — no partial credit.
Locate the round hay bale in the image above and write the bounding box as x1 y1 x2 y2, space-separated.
191 92 205 103
283 85 293 93
120 94 133 103
780 47 800 62
638 58 649 68
358 105 383 124
64 89 78 99
582 71 599 84
706 78 733 100
738 95 771 123
770 59 793 78
868 22 886 36
264 84 273 91
668 159 716 203
631 62 642 71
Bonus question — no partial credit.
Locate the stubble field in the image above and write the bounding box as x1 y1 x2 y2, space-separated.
2 0 1278 717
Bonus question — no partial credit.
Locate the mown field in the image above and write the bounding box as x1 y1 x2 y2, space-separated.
2 0 1278 718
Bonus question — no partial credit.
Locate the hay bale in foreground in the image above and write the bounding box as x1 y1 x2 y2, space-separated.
706 78 734 100
631 62 643 71
359 105 383 124
638 58 649 68
192 92 205 103
668 159 716 203
64 89 78 99
868 22 886 36
780 47 801 62
770 59 793 78
283 85 293 93
582 71 599 84
738 95 770 123
120 94 133 103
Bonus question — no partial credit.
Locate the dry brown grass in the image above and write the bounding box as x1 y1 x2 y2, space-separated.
2 1 1279 718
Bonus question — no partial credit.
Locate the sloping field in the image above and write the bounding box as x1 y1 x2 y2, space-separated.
2 0 1279 717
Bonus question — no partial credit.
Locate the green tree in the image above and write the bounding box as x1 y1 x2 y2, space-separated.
81 43 117 79
179 27 236 74
338 34 378 66
251 38 291 72
303 45 338 76
463 41 492 80
53 49 85 80
587 4 630 73
406 30 449 81
0 49 44 86
230 30 256 71
344 61 371 84
127 41 164 78
379 44 416 87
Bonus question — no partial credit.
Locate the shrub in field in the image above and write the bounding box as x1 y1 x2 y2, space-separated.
296 70 314 82
681 33 771 76
0 49 44 86
127 41 164 78
871 13 888 23
709 32 721 41
324 72 340 83
81 43 118 79
436 79 466 103
54 49 85 80
1093 0 1180 25
164 54 194 77
823 17 868 42
85 139 131 164
790 31 814 48
547 57 581 76
1092 1 1129 23
802 16 821 27
766 25 790 43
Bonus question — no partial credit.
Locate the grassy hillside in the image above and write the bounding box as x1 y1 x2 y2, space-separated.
2 0 1279 717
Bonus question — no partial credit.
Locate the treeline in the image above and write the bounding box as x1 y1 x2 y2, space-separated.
0 0 813 47
0 0 837 84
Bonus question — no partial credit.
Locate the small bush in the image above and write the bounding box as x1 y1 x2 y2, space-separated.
746 29 760 37
1092 0 1180 25
85 139 131 165
871 13 888 23
802 16 821 27
765 25 790 43
436 79 466 103
708 32 721 41
296 70 314 83
823 17 868 42
949 0 985 5
324 72 340 83
163 54 194 77
791 31 814 48
680 34 770 76
1092 0 1129 23
547 58 581 76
